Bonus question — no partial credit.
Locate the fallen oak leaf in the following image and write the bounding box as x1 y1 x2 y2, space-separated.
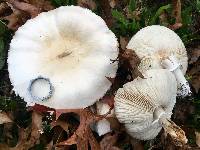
0 112 12 124
24 0 54 12
0 2 12 17
168 23 182 30
0 111 43 150
52 126 70 147
172 0 182 23
169 0 182 30
99 0 113 27
119 36 129 50
51 120 69 133
28 104 54 113
121 49 144 79
6 0 41 18
55 108 111 149
76 137 88 150
0 144 10 150
2 9 28 30
15 111 43 150
87 127 101 150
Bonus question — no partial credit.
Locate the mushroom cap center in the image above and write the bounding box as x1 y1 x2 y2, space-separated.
40 37 91 74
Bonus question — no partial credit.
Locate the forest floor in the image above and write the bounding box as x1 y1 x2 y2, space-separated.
0 0 200 150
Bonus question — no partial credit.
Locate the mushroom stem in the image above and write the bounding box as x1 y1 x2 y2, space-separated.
161 55 191 97
154 107 188 146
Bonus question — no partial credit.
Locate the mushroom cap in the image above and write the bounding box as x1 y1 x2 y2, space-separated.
126 25 188 74
8 6 118 109
114 69 177 140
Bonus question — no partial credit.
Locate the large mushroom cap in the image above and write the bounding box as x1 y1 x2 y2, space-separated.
8 6 118 109
127 25 188 74
114 69 177 140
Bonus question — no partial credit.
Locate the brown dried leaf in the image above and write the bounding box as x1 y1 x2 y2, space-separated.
25 0 54 11
0 112 12 124
169 0 182 30
99 0 113 27
0 144 10 150
0 2 12 17
0 111 43 150
121 49 144 79
29 104 55 114
100 133 120 150
168 23 182 30
172 0 182 23
77 0 96 10
51 120 69 133
7 0 40 18
14 111 43 150
55 108 107 150
2 9 28 30
88 127 100 150
120 36 129 50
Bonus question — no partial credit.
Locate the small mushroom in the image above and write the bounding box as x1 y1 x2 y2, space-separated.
95 101 114 136
126 25 190 97
8 6 119 109
114 69 187 144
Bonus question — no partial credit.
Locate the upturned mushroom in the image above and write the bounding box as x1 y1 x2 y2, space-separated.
114 69 187 144
126 25 191 97
8 6 119 109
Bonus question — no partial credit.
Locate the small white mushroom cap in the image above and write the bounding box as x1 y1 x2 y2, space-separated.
8 6 118 109
95 101 114 136
114 69 177 140
126 25 187 74
127 25 190 97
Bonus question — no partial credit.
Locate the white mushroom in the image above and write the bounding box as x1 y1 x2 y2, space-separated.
95 101 114 136
114 69 187 143
126 25 191 97
8 6 119 109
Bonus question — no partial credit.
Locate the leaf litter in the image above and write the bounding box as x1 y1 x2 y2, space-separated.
0 0 200 149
